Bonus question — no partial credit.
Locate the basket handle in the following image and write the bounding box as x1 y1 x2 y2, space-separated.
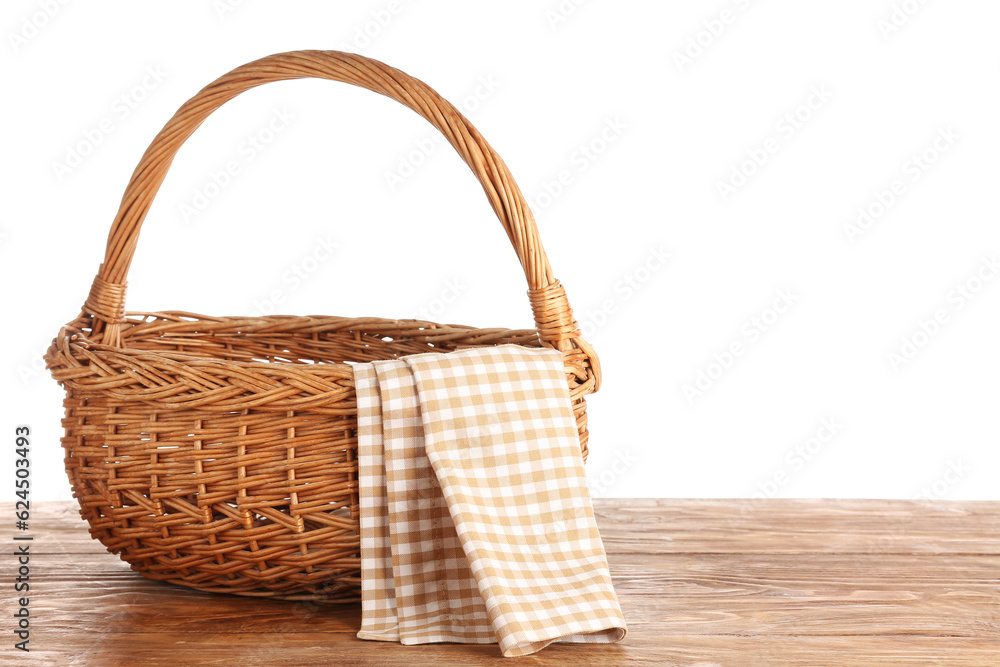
81 50 598 385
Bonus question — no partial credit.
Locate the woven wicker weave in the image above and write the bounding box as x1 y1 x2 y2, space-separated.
45 50 600 601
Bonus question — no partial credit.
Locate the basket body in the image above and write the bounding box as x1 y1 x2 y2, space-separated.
45 50 599 601
48 313 592 599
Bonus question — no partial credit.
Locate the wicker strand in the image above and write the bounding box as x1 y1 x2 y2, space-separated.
527 281 579 347
528 281 601 390
84 274 127 323
82 274 127 347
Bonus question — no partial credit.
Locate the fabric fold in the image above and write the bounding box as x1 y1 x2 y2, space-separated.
375 360 494 645
355 364 398 641
355 345 626 657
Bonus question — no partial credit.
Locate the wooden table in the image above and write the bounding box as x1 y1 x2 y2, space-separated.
5 499 999 665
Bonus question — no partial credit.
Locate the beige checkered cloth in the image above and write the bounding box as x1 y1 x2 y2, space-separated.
355 345 626 657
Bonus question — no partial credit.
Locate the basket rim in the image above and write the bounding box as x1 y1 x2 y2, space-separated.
45 311 555 414
55 310 543 357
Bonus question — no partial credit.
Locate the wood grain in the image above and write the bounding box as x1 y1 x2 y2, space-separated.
3 499 998 666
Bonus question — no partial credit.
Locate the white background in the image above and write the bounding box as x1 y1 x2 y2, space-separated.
2 1 998 502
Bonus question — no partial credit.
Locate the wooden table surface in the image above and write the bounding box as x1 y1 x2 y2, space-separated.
4 499 999 666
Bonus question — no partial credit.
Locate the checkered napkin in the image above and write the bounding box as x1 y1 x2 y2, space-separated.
355 345 626 657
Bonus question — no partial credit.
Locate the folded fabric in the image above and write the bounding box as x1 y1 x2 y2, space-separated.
355 344 626 657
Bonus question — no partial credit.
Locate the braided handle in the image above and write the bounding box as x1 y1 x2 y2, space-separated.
81 50 596 382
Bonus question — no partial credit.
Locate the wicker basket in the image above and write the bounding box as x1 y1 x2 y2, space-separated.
44 50 600 601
